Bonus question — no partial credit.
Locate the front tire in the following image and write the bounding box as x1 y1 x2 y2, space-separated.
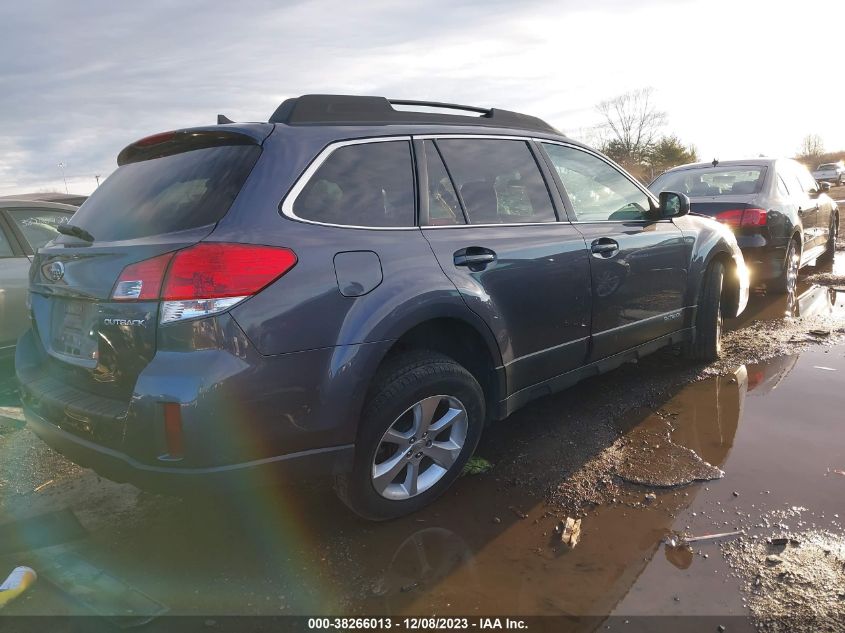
335 351 485 520
684 261 724 362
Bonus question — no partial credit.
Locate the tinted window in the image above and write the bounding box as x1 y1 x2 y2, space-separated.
436 139 555 224
543 144 650 221
68 144 261 242
788 172 804 197
651 166 766 197
0 226 13 257
294 141 415 227
795 165 819 193
423 141 464 226
7 208 73 251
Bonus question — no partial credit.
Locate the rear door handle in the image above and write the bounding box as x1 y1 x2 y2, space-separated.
454 247 496 268
590 238 619 257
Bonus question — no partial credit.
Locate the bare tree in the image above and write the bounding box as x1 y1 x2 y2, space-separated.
596 88 667 166
798 134 824 160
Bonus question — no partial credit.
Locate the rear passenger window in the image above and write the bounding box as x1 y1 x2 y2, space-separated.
423 141 464 226
293 141 415 227
796 166 820 193
436 139 556 224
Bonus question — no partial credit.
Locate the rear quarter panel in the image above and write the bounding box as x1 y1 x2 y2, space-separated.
214 125 502 359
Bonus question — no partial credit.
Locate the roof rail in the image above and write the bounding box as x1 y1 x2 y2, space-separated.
269 94 559 135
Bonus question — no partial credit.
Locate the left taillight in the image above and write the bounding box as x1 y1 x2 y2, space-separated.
111 243 297 323
112 253 174 300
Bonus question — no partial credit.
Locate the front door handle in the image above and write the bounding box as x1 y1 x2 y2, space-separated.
590 238 619 257
454 247 496 268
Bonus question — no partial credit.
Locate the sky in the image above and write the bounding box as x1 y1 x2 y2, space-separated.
1 0 843 196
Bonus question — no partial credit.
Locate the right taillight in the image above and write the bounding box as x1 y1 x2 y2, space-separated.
715 208 767 228
111 243 297 324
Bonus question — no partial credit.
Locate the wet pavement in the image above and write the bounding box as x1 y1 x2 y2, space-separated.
1 254 845 628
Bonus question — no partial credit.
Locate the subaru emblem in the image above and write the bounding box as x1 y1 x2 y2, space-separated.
43 261 65 282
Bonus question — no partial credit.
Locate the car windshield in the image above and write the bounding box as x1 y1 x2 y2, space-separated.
651 166 766 197
817 164 838 170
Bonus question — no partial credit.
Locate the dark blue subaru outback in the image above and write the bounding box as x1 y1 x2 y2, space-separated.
16 95 748 519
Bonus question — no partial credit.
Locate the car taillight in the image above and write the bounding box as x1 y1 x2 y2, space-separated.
111 243 297 323
112 253 174 300
715 208 767 228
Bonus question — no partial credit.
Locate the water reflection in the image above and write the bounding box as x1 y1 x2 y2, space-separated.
370 528 478 609
347 366 751 617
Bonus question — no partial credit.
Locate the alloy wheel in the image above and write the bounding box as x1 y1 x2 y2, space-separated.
785 244 799 294
372 395 468 500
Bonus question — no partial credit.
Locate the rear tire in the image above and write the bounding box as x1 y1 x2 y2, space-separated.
769 238 800 295
335 351 485 520
684 261 724 362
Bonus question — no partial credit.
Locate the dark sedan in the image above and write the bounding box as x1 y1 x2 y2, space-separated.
650 159 839 293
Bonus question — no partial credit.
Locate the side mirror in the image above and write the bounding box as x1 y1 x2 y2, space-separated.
819 181 832 193
658 191 690 218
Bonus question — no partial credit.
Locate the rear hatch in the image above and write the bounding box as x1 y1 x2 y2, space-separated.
28 128 265 401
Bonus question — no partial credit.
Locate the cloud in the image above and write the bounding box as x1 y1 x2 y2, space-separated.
1 0 843 195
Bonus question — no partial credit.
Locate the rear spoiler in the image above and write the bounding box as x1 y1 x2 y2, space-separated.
117 125 271 166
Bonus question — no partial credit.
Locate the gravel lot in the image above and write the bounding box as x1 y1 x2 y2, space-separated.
1 249 844 629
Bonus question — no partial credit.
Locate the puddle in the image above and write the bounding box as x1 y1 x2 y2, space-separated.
611 394 732 488
2 261 845 624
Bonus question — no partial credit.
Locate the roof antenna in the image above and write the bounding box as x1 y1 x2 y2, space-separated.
711 158 719 167
217 114 234 125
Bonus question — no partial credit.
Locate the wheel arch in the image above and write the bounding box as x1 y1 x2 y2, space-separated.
370 316 505 423
695 246 739 318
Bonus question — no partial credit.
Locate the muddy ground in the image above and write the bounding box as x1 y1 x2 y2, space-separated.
1 247 845 631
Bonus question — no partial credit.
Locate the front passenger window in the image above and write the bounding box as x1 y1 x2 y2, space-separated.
543 144 652 222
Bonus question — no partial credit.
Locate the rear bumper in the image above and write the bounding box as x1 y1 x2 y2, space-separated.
15 315 391 491
736 236 786 283
24 405 353 493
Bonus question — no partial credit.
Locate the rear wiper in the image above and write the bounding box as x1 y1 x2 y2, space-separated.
57 223 95 243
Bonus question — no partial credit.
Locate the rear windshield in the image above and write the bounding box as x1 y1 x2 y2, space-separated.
651 166 766 197
68 144 261 241
817 163 838 170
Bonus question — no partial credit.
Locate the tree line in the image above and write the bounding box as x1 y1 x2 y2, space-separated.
589 88 697 184
796 134 845 169
586 88 843 184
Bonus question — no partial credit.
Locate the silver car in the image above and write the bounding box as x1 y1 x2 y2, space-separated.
1 200 76 358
